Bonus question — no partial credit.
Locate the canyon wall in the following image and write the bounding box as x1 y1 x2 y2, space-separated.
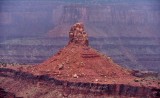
0 1 159 38
1 37 160 72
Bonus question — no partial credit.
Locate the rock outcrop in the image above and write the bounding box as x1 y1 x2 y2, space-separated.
29 23 159 90
30 23 133 82
0 88 18 98
0 68 159 98
68 23 88 46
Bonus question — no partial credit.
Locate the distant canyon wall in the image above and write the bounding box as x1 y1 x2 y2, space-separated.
60 4 160 25
0 2 159 38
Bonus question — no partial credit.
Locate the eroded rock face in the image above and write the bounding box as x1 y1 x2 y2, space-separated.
0 68 159 98
68 23 89 46
0 88 17 98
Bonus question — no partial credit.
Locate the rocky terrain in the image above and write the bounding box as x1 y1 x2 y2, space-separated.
0 66 159 98
28 23 133 84
0 0 160 72
0 1 160 97
0 23 159 98
0 88 18 98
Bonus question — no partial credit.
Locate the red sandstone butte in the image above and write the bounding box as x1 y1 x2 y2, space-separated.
1 23 159 98
28 23 159 88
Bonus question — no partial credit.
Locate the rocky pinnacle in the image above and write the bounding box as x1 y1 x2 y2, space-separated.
68 23 89 46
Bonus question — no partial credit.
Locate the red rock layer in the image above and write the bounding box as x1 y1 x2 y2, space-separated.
29 23 134 84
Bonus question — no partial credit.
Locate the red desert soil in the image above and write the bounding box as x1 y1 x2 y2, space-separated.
20 23 159 88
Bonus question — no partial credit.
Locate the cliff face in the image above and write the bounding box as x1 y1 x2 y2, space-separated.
48 3 160 37
61 4 160 25
0 68 159 98
0 1 159 37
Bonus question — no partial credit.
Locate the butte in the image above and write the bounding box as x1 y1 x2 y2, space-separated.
1 23 159 98
29 23 139 84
